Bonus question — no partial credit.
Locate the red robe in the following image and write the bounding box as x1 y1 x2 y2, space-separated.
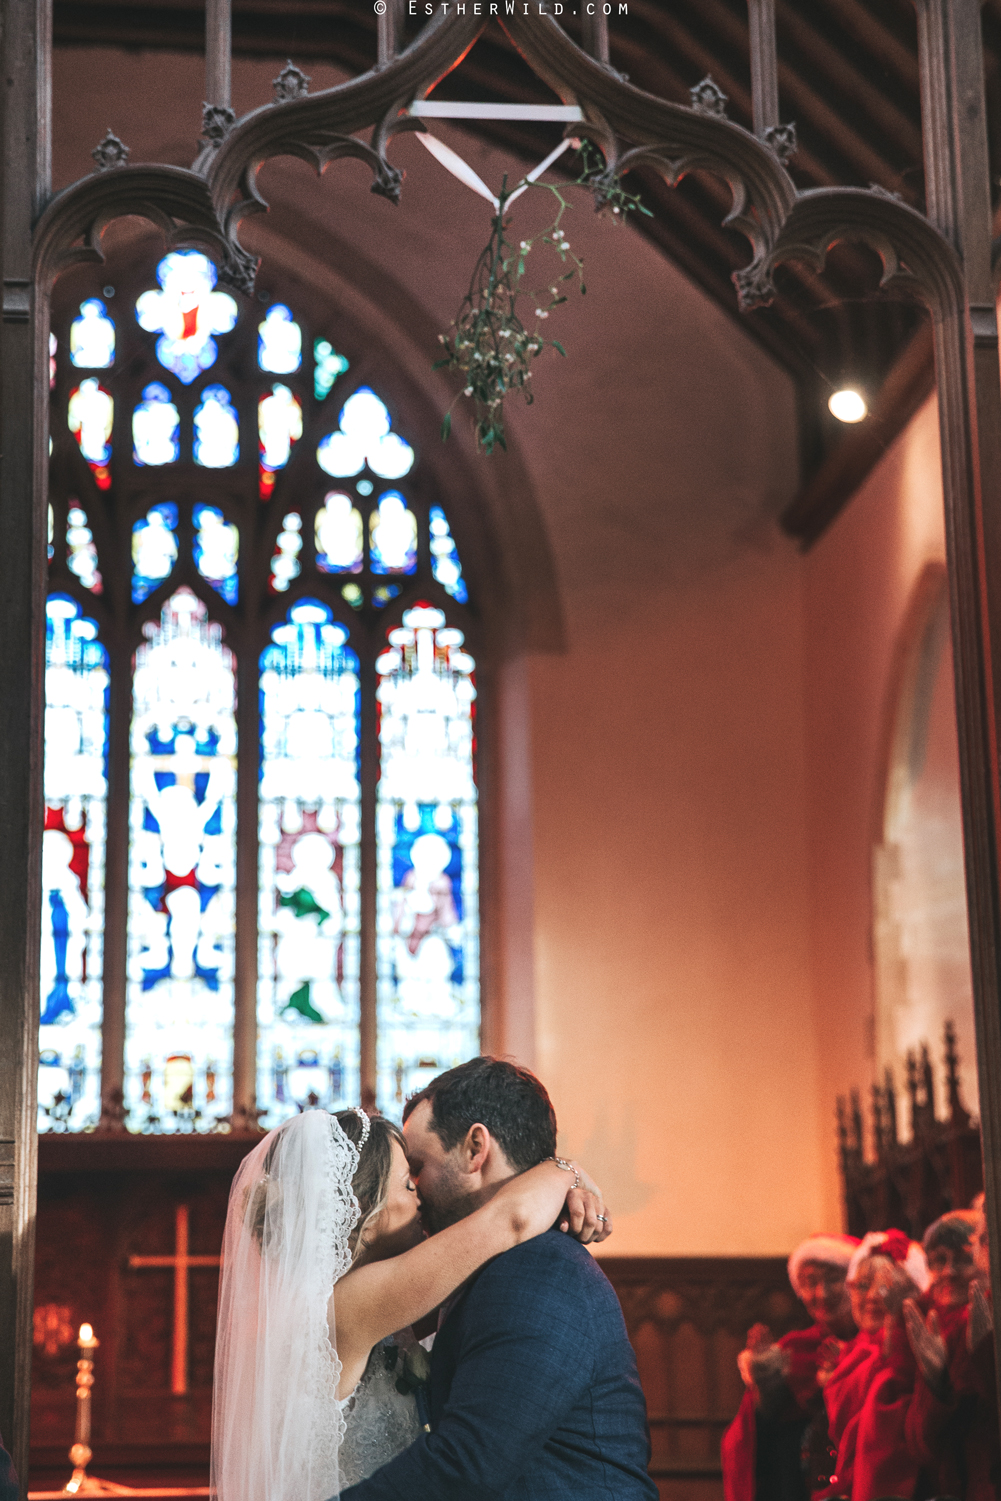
906 1305 1000 1500
819 1324 919 1501
721 1326 826 1501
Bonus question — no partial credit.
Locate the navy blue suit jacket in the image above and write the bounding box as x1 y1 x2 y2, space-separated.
339 1229 658 1500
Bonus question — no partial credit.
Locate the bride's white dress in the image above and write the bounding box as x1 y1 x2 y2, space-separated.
338 1335 424 1487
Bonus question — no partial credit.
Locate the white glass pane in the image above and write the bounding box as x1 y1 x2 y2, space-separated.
269 512 302 593
133 382 179 467
375 605 479 1116
258 304 302 374
66 504 103 595
132 503 178 604
370 491 417 575
257 600 361 1125
259 384 302 499
193 503 239 604
124 588 237 1132
136 250 237 385
68 378 113 468
70 299 115 369
315 492 363 574
194 384 239 468
317 386 414 480
39 595 109 1132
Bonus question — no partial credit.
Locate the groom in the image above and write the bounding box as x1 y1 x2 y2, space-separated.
339 1055 658 1500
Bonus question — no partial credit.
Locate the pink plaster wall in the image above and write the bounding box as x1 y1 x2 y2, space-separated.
522 547 828 1256
800 394 953 1232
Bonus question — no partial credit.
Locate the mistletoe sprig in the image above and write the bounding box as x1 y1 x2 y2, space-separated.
435 146 651 455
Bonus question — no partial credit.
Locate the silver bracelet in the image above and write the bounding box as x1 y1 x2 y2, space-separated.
550 1155 581 1191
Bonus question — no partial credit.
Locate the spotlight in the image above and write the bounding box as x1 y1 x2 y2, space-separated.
829 388 867 423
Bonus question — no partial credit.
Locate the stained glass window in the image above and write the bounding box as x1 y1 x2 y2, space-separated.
317 388 415 480
194 385 240 468
429 505 468 604
316 492 363 574
270 513 302 593
371 492 418 574
125 589 237 1131
132 503 179 605
68 378 113 489
258 304 302 374
193 505 239 605
39 595 109 1131
133 382 180 467
375 606 478 1113
46 262 480 1134
257 601 361 1123
67 504 103 594
259 384 302 499
70 299 115 369
136 250 238 385
314 340 349 401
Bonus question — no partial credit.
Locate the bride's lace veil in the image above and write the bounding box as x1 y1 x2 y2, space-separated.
211 1109 363 1501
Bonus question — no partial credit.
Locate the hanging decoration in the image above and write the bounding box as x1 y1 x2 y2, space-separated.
435 142 650 454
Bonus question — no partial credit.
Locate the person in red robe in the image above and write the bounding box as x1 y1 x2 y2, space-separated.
819 1229 929 1501
722 1234 858 1501
904 1206 999 1499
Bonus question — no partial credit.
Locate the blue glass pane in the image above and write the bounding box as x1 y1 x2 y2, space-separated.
317 387 414 480
370 491 417 575
133 382 180 467
194 384 239 468
429 505 468 604
193 503 239 605
39 595 109 1131
314 339 349 401
258 304 302 374
375 605 479 1115
136 251 238 385
372 584 401 610
132 502 179 604
257 601 362 1125
70 299 115 369
125 588 237 1131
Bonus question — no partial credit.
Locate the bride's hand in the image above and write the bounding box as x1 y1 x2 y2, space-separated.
558 1163 612 1245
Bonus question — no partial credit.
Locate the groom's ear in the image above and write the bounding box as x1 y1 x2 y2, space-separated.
463 1121 491 1175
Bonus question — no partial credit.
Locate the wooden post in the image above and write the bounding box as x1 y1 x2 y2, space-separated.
206 0 231 110
0 0 49 1484
747 0 780 137
358 653 377 1113
914 0 1001 1421
232 642 259 1129
97 643 131 1131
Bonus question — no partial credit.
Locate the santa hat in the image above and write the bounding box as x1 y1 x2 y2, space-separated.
847 1229 931 1293
787 1234 860 1295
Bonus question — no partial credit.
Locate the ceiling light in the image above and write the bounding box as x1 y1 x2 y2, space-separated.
829 388 867 423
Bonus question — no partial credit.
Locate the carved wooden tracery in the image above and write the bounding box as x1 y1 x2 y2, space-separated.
5 0 1001 1476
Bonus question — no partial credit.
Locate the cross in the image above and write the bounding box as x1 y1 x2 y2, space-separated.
128 1204 220 1395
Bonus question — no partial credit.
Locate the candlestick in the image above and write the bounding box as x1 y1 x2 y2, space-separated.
61 1325 129 1496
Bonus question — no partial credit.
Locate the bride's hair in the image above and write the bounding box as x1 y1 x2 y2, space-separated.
246 1110 406 1264
333 1110 406 1262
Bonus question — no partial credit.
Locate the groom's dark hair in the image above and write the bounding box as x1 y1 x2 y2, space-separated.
403 1056 557 1172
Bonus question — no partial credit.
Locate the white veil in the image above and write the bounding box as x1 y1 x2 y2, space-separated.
211 1109 362 1501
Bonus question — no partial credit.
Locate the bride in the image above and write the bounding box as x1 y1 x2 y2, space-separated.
211 1105 609 1501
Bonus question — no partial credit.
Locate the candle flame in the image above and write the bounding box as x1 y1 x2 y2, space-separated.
79 1323 93 1341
